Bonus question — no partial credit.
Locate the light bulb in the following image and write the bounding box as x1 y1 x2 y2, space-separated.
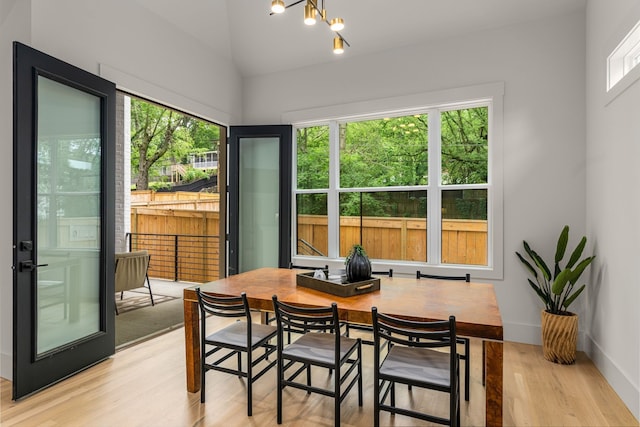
271 0 285 14
330 18 344 32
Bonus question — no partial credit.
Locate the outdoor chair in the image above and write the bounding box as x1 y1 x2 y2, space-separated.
196 289 277 416
271 295 363 426
416 270 471 401
372 307 460 426
114 250 154 315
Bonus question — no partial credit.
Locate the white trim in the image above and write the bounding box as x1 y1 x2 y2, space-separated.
289 83 505 280
585 333 640 417
282 82 505 124
98 63 231 126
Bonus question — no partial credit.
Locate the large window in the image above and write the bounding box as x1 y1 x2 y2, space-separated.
290 84 503 278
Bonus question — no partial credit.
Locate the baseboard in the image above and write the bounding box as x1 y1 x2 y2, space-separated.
1 350 12 381
584 333 639 419
503 320 587 350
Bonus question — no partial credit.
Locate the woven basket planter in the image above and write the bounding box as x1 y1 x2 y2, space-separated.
541 310 578 364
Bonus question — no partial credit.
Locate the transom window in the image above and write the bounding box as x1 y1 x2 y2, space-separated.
293 94 498 275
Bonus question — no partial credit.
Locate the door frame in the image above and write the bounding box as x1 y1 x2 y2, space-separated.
227 125 292 276
12 42 116 399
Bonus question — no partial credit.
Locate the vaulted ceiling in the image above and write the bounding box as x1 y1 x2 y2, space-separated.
133 0 586 77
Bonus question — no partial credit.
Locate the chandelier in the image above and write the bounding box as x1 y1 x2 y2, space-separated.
270 0 350 54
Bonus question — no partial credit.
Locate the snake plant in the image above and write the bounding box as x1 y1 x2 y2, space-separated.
516 225 595 315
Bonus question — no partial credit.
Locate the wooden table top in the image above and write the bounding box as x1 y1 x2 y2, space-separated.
184 267 503 341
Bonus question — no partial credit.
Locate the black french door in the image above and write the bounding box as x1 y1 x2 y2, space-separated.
228 125 292 276
12 42 116 399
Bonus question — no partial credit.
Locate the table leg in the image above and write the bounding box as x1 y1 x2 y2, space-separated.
484 340 503 426
184 297 200 393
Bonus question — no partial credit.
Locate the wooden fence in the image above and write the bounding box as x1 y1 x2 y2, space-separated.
129 191 488 282
298 215 487 265
130 207 220 282
131 190 219 211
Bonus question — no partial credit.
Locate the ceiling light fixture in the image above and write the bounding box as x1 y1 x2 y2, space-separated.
304 1 316 25
333 36 344 54
271 0 285 14
269 0 350 54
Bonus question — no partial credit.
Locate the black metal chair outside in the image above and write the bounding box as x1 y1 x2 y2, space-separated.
271 295 363 426
372 307 460 427
416 270 471 402
196 289 277 416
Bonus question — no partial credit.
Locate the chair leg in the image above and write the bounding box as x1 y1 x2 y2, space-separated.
334 358 340 427
306 364 312 394
247 349 253 417
391 381 395 407
200 352 206 404
277 359 283 424
357 341 363 406
146 275 154 306
237 352 242 378
464 338 470 401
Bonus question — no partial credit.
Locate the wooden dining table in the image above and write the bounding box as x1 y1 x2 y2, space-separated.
183 267 504 426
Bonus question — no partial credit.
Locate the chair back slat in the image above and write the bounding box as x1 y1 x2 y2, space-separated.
416 271 470 282
372 308 457 353
196 289 248 319
272 297 338 333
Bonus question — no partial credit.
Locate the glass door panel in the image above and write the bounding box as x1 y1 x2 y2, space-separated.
239 137 279 272
35 76 102 355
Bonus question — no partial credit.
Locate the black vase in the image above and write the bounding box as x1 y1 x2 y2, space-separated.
346 252 371 282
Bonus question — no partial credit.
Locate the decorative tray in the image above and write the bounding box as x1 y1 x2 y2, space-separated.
296 271 380 297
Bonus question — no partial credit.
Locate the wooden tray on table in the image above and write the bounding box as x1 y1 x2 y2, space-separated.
296 271 380 297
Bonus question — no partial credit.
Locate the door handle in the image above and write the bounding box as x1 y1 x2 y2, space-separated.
19 260 48 272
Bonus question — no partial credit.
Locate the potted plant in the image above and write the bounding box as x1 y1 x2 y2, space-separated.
516 225 595 364
345 244 372 282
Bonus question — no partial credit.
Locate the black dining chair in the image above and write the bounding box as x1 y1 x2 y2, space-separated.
267 263 331 343
271 295 363 426
372 307 460 427
416 270 471 402
196 288 277 416
344 268 394 345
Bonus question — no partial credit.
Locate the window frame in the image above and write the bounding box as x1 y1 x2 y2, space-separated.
285 82 504 280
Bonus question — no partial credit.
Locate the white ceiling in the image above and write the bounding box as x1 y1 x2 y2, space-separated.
133 0 586 77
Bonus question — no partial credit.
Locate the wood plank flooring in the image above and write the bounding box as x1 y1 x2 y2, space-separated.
1 315 637 427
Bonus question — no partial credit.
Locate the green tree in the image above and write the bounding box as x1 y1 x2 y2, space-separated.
130 98 219 190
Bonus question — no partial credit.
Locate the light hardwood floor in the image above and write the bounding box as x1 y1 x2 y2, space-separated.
1 315 637 427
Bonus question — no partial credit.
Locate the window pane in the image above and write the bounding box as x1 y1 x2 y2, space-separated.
296 193 328 257
441 107 488 185
441 189 488 265
340 115 428 188
297 125 329 189
339 191 427 261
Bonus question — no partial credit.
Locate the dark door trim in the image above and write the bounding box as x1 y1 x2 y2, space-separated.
13 41 115 399
228 125 292 276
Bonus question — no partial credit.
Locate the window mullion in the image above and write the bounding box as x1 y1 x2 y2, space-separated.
427 109 441 265
327 120 340 259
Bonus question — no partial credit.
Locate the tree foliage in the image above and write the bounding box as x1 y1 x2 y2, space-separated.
296 107 488 218
130 98 220 190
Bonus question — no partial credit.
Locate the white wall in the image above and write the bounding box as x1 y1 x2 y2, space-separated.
0 0 243 381
30 0 242 125
585 0 640 418
0 0 32 382
245 11 588 345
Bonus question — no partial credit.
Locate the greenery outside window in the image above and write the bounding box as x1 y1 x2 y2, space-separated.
290 83 503 277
